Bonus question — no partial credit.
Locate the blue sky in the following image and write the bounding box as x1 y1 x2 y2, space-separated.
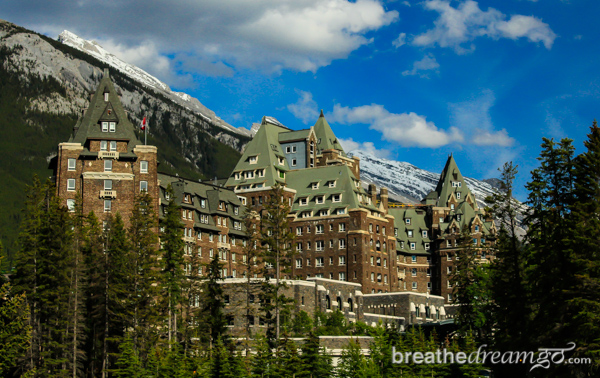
2 0 599 200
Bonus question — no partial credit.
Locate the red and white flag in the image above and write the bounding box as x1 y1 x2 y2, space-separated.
140 116 147 131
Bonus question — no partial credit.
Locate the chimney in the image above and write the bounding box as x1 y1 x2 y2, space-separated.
352 155 360 180
368 184 377 205
380 187 389 211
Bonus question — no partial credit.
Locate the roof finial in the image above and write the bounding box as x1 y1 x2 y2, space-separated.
320 109 324 118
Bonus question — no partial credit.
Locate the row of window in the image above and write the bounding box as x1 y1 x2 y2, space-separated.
369 272 389 284
295 255 347 268
299 207 346 218
67 158 148 173
309 180 336 190
298 193 341 205
293 238 347 252
101 121 116 132
66 179 148 192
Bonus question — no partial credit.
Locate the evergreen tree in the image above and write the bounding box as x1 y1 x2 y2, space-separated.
241 208 262 355
126 192 160 361
451 226 493 342
114 334 145 378
200 253 227 349
0 257 32 377
260 182 295 346
485 162 532 375
251 335 273 378
298 333 333 378
567 121 600 375
160 184 185 346
336 340 377 378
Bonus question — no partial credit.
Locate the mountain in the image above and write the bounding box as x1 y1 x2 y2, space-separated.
0 19 250 264
57 30 251 138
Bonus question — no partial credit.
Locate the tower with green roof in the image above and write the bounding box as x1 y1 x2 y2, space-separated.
53 69 159 223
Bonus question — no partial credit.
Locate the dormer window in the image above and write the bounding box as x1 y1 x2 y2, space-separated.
406 218 411 225
234 172 240 180
249 156 258 164
475 225 480 232
422 230 428 238
316 196 324 204
332 194 341 203
278 157 285 165
407 230 413 238
456 192 461 199
311 182 319 190
102 122 108 132
337 208 346 215
299 197 308 206
258 169 265 177
104 92 109 102
328 180 336 188
109 122 116 132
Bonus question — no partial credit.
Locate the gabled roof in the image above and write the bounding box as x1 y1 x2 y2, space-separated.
429 154 475 208
225 120 290 189
286 165 378 214
69 69 142 153
313 110 345 154
389 208 432 256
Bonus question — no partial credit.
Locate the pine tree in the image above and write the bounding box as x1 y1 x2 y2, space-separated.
485 162 532 375
114 333 145 378
200 253 227 350
160 184 185 346
450 226 493 342
567 121 600 375
241 208 262 355
126 192 160 361
298 333 333 378
260 182 295 347
0 257 32 377
251 334 273 378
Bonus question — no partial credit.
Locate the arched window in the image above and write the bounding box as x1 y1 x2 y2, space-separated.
376 240 381 251
348 298 354 312
337 297 342 309
326 295 331 310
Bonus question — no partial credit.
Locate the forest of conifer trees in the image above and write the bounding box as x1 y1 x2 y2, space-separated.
1 122 599 377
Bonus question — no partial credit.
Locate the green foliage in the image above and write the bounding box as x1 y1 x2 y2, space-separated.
0 278 32 376
200 253 227 347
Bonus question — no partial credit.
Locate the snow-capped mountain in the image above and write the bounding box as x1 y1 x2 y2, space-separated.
58 30 250 137
351 150 504 208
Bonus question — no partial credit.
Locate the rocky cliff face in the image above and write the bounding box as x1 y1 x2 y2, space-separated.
0 20 250 160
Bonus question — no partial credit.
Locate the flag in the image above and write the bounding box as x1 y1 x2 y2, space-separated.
140 116 147 131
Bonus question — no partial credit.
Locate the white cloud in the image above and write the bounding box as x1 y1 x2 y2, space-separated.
287 90 319 124
412 0 556 53
338 138 390 158
402 53 440 77
18 0 399 76
329 103 463 148
98 39 172 80
449 90 516 147
393 32 407 47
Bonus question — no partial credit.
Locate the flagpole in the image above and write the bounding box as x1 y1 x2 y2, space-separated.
145 124 147 145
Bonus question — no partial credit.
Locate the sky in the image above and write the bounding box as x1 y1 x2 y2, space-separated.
2 0 599 200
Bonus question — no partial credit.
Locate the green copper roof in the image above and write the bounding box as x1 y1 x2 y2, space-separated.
313 111 345 155
69 70 142 153
225 121 290 189
430 154 475 208
279 129 311 143
286 165 378 215
389 208 432 256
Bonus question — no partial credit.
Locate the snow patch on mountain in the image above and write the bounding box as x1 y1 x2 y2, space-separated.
58 30 250 137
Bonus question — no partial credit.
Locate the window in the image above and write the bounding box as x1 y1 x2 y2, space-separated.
371 272 375 281
316 257 324 267
200 199 206 208
100 140 108 151
278 157 285 165
451 204 455 210
319 209 328 217
473 238 478 245
384 275 388 284
67 179 76 191
339 272 346 281
377 273 382 282
311 182 319 190
394 228 398 237
337 208 346 215
412 282 418 290
329 256 333 265
104 200 111 212
407 230 413 238
328 180 336 188
104 160 112 172
299 197 308 206
332 194 341 202
316 225 324 234
369 223 373 232
102 122 108 132
67 199 75 212
249 156 257 164
292 159 297 166
410 243 416 250
316 196 324 204
109 122 116 132
427 268 431 277
481 251 487 259
296 242 303 252
104 180 112 190
447 266 452 274
295 258 302 268
425 243 430 250
412 268 417 276
447 281 452 289
339 256 346 265
448 294 453 301
68 158 76 171
456 192 461 199
316 240 324 251
376 257 381 266
140 181 148 192
339 239 346 249
140 160 148 173
104 92 109 102
422 230 428 238
406 218 411 225
296 227 302 236
339 223 346 232
412 256 417 263
383 258 387 267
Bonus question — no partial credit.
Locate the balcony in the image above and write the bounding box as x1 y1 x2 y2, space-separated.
99 190 117 198
98 151 119 159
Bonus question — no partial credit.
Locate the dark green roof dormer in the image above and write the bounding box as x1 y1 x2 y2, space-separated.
430 154 475 208
313 110 345 155
69 69 142 154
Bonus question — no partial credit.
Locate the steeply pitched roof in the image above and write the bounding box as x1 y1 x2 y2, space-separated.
313 110 345 155
430 154 475 208
69 69 142 153
389 208 432 256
